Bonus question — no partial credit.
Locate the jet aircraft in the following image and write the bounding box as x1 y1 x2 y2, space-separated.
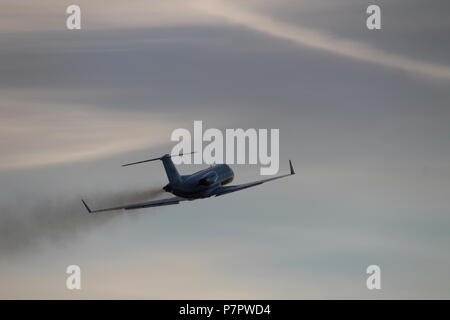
82 152 295 213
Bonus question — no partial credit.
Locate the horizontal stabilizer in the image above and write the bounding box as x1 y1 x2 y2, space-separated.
122 152 196 167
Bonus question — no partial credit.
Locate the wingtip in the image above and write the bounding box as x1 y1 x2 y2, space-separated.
81 199 92 214
289 160 295 175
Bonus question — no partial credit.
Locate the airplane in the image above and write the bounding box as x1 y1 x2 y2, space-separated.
81 152 295 213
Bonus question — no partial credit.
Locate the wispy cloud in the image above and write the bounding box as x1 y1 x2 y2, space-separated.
0 91 181 170
192 0 450 81
0 0 215 32
3 0 449 80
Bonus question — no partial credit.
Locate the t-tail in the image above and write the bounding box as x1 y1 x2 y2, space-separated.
122 152 195 184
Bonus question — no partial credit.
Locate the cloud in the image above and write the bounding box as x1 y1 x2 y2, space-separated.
191 0 450 81
0 0 216 32
3 0 449 81
0 91 181 170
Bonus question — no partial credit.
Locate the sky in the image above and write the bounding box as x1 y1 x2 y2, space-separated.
0 0 450 299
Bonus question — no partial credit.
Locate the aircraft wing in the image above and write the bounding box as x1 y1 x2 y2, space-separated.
81 196 187 214
214 160 295 197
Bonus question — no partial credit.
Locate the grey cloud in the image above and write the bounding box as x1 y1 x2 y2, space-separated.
1 0 450 299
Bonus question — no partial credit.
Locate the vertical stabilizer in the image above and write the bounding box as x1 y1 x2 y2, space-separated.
160 154 181 184
122 152 193 184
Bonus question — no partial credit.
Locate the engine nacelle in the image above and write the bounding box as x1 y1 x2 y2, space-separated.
198 171 218 186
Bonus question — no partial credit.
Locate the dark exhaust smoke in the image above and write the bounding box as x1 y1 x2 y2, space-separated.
0 188 164 256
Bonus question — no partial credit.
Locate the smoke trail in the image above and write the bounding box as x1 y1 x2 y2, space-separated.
0 188 164 256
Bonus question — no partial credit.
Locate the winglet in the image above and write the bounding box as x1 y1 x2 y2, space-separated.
289 160 295 175
81 199 93 214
